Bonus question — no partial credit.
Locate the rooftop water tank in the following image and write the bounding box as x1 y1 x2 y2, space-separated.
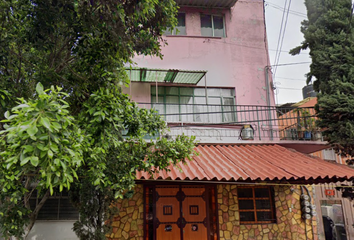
302 85 317 99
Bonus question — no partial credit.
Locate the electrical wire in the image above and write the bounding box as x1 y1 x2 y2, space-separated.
272 61 311 67
205 38 308 55
277 87 302 90
273 0 292 77
265 1 307 18
273 0 288 70
276 76 306 81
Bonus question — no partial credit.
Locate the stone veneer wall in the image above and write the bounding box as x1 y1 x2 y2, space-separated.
218 184 318 240
107 184 144 240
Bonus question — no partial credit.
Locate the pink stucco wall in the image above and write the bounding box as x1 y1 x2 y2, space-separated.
131 0 275 107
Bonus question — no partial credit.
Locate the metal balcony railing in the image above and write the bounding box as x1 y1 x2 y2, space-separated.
137 103 322 142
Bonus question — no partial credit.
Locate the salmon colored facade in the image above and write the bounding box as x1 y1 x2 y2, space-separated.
114 0 354 239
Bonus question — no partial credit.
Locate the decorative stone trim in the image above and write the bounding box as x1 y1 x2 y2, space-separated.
107 185 144 240
217 184 317 240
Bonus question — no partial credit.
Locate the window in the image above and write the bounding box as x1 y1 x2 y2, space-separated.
237 186 276 224
322 148 336 161
201 14 225 37
151 86 235 123
165 13 186 35
30 190 79 220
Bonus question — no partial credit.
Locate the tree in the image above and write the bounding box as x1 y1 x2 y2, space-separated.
290 0 354 157
0 1 196 239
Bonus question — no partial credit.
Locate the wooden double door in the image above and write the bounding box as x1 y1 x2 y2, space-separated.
148 185 216 240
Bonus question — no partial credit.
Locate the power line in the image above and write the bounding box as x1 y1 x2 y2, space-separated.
273 0 292 77
206 38 308 54
275 76 306 81
265 1 307 18
277 87 303 90
273 0 288 71
272 61 311 67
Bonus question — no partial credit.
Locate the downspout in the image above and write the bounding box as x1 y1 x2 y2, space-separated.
265 66 273 140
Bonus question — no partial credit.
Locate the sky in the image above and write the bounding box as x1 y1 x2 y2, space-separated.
264 0 311 104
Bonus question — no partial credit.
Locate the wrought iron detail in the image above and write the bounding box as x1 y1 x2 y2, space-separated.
163 205 173 215
201 191 206 201
189 205 199 215
155 218 161 228
203 217 207 228
176 190 186 202
177 217 187 228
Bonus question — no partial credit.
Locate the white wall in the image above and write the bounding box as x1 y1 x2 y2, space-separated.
26 221 78 240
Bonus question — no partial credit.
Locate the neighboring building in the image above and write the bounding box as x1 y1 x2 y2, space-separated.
279 95 354 240
23 1 354 240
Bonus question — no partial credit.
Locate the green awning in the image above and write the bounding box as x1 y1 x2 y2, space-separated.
125 68 207 85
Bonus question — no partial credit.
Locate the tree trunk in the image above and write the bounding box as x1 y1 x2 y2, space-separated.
23 190 51 239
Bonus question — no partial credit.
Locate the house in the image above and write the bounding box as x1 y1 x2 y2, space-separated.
107 1 354 240
23 1 354 240
278 94 354 240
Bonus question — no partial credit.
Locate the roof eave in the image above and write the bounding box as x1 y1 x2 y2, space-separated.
175 0 238 9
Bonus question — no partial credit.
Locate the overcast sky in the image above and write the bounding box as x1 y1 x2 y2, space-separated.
264 0 311 104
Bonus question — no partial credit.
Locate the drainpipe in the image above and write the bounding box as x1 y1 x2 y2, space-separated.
265 66 273 140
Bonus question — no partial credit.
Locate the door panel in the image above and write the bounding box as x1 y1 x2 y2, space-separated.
182 197 206 222
155 187 181 240
182 186 208 240
184 223 208 240
156 186 179 196
153 185 210 240
156 197 180 223
156 223 181 240
182 186 205 196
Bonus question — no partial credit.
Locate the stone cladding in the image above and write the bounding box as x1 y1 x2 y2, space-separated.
107 184 144 240
106 184 317 240
218 184 317 240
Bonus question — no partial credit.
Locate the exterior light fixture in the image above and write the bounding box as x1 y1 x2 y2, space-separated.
241 124 254 140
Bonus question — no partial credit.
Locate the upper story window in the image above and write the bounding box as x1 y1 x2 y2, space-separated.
151 86 235 123
201 14 225 37
165 13 186 35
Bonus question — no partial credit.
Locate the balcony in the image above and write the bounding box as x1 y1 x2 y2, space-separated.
137 103 328 153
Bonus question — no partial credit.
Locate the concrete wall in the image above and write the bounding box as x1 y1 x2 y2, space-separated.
0 221 77 240
131 0 274 107
26 221 78 240
218 184 317 240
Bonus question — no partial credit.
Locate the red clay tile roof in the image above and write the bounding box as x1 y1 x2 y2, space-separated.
137 144 354 183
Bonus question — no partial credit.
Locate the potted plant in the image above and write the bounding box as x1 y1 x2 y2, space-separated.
295 109 317 140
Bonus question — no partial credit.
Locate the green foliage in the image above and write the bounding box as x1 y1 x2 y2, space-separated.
0 0 178 112
0 1 196 239
1 83 84 194
0 84 84 238
70 86 195 239
291 0 354 156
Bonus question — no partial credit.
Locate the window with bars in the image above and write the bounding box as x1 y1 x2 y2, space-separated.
29 190 79 220
165 13 186 35
151 86 236 123
201 14 225 37
237 186 276 224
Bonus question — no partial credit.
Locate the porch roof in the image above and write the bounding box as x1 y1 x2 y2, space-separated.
137 144 354 183
175 0 237 8
126 67 206 85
